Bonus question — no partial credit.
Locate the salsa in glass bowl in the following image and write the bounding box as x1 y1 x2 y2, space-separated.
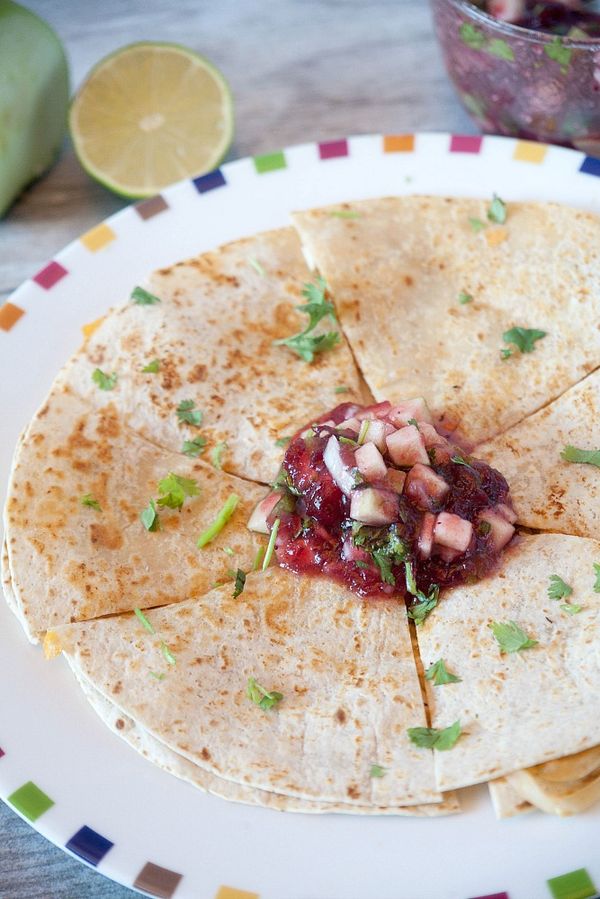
431 0 600 154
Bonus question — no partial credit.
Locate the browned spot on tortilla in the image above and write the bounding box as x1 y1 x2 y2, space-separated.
115 718 125 730
160 357 182 391
335 708 347 724
201 747 211 761
404 275 414 286
112 681 122 695
89 523 123 550
265 599 290 636
188 363 207 383
346 784 361 800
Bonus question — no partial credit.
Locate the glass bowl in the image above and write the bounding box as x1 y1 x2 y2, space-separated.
430 0 600 154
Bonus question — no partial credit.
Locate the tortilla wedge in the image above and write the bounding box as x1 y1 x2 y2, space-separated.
63 227 370 484
416 533 600 791
506 748 600 816
488 777 533 819
3 385 266 641
477 369 600 538
48 567 443 807
293 197 600 445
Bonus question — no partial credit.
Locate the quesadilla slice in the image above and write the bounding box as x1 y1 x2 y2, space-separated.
62 227 370 484
505 746 600 816
476 369 600 538
416 533 600 791
4 385 265 640
48 567 442 807
70 660 460 816
488 777 533 819
292 197 600 445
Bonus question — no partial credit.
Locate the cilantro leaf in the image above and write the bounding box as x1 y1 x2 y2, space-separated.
425 659 461 686
561 603 583 615
141 358 160 373
545 36 572 69
370 764 386 778
275 330 341 363
246 676 283 711
500 348 514 361
273 276 340 362
488 194 507 224
405 561 439 626
197 493 240 548
469 217 486 233
160 640 176 665
329 209 361 219
182 436 207 457
594 563 600 593
487 38 514 61
92 368 117 391
560 445 600 469
176 399 203 426
459 22 486 49
407 720 461 751
211 441 227 469
134 607 155 634
140 498 161 532
150 671 166 681
156 473 199 509
248 257 266 276
547 574 573 601
502 327 547 355
131 286 161 305
372 549 395 586
490 620 538 653
458 291 473 305
275 436 292 448
232 568 246 599
334 386 350 394
80 494 101 512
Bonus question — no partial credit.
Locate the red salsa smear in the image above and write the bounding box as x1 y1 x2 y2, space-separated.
249 400 516 618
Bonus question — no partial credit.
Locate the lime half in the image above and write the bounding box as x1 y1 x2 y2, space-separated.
69 42 234 198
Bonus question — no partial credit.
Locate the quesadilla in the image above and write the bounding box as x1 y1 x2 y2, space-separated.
476 368 600 538
63 227 370 484
48 567 442 807
3 385 265 641
293 197 600 445
416 533 600 791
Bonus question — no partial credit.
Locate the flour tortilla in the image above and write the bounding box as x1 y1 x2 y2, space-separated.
488 778 533 819
50 567 442 807
416 533 600 791
62 227 370 484
3 385 265 641
293 197 600 445
68 659 459 816
476 369 600 538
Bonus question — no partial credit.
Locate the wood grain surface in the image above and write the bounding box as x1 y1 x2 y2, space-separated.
0 0 472 896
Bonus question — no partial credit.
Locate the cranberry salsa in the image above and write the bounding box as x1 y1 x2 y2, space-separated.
248 400 517 620
476 1 600 37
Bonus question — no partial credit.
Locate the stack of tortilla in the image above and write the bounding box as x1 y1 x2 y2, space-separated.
3 197 600 817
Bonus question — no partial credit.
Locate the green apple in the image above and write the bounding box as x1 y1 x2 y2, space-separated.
0 1 69 216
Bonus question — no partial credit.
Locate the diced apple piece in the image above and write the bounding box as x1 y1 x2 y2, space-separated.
355 442 388 482
434 544 462 563
495 502 518 524
433 512 473 553
386 425 430 467
350 487 399 526
388 397 433 428
358 419 387 452
386 468 406 493
488 0 525 23
478 508 515 552
339 416 360 435
247 491 282 534
418 512 436 559
404 463 449 511
323 434 356 496
355 401 392 421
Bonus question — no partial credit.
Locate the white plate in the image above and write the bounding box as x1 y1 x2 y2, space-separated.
2 133 600 899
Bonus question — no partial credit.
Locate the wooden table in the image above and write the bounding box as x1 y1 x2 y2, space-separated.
0 1 472 895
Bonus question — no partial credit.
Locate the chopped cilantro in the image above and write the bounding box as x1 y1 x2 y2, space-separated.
140 498 161 532
246 676 283 710
329 209 361 219
160 641 176 665
547 575 573 601
487 38 514 61
211 441 227 469
223 546 235 557
407 418 419 429
451 454 472 467
131 286 161 305
248 257 266 277
134 607 155 634
561 603 583 615
560 445 600 469
92 368 117 391
80 494 101 512
487 194 507 224
502 327 547 355
407 720 461 751
273 276 340 362
232 568 247 598
357 420 370 445
196 493 240 548
141 358 160 373
334 386 350 394
355 559 371 570
594 563 600 593
469 217 486 233
182 436 207 457
500 348 513 361
490 620 538 653
150 671 166 680
459 22 485 49
478 520 492 537
458 291 473 305
370 764 386 778
156 473 199 510
176 399 203 426
262 518 280 570
405 561 439 626
425 659 461 686
545 36 572 69
372 549 395 586
275 436 292 448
